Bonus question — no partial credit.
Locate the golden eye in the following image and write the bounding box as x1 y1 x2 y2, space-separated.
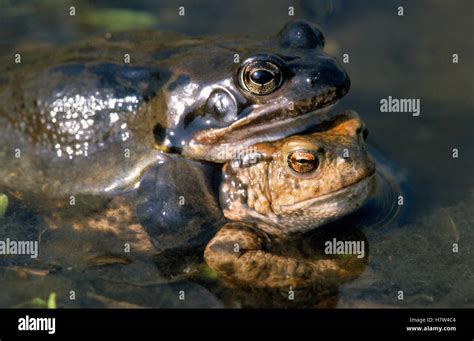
287 149 320 174
239 60 283 95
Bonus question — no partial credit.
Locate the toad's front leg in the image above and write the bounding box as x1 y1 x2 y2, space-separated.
204 222 360 289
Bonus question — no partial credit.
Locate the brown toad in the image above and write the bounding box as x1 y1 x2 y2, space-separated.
204 110 375 288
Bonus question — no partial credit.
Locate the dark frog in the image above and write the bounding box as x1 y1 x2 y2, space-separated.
0 20 349 203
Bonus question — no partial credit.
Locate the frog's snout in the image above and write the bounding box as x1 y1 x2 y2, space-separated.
302 67 350 111
279 20 325 49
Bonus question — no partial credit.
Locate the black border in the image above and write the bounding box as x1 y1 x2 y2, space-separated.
0 308 472 338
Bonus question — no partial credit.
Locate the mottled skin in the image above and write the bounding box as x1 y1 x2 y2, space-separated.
0 20 349 204
204 111 375 288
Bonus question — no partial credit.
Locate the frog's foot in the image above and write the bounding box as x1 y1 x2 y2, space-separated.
204 222 363 289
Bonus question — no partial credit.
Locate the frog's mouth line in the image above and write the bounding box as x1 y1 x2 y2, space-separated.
186 103 339 161
230 103 338 144
278 173 376 212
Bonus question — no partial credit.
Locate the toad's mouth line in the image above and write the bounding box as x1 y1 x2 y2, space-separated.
277 172 376 211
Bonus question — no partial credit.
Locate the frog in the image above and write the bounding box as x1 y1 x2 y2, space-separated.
204 110 375 289
0 19 350 208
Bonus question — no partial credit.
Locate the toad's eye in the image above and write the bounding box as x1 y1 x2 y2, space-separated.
287 149 320 174
239 60 283 95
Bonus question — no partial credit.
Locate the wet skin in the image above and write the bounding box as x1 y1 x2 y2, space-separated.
204 111 375 288
38 111 372 290
0 20 349 201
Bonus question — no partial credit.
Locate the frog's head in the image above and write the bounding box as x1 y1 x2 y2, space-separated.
154 20 350 161
219 111 375 237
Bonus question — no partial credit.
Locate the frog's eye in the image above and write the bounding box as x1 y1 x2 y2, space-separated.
239 60 283 95
287 149 320 174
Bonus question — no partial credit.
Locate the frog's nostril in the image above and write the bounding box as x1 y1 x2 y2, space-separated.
307 72 320 87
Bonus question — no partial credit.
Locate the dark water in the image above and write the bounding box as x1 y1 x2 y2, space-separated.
0 0 472 308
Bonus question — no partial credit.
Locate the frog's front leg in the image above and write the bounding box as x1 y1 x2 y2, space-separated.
204 222 358 289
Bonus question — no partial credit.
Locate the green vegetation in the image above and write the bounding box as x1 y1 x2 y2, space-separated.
0 193 8 217
47 292 57 309
14 292 57 309
81 8 157 32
